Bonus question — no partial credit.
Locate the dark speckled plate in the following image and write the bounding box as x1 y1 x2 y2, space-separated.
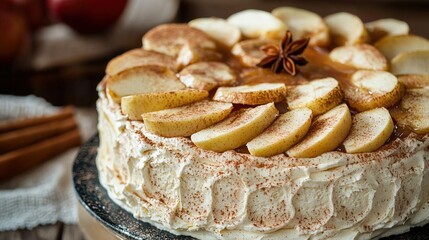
73 135 429 240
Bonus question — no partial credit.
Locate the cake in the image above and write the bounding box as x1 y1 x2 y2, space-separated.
96 7 429 239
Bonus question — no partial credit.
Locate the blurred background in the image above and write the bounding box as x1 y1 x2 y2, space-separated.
1 0 428 107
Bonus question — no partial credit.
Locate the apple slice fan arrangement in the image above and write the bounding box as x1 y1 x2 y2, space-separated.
95 7 429 240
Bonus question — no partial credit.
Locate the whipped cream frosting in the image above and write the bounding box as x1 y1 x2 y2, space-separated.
96 87 429 239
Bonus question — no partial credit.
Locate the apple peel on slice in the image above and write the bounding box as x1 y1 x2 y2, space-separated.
106 49 178 76
329 44 388 71
191 103 279 152
286 77 343 116
232 39 276 67
107 66 186 103
344 70 404 112
343 107 394 153
374 35 429 61
247 107 313 157
397 74 429 89
365 18 409 42
121 89 209 120
390 88 429 134
189 17 241 47
213 83 287 105
272 6 329 47
324 12 369 46
227 9 287 39
287 104 352 158
179 62 236 91
391 50 429 75
142 100 233 137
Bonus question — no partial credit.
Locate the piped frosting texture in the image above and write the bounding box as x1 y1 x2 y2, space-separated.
97 88 429 239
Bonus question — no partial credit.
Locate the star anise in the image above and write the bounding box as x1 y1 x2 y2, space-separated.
256 31 309 75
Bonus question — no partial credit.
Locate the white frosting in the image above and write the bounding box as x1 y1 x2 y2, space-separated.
96 89 429 239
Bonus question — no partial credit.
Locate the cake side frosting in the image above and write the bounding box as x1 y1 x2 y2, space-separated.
96 88 429 240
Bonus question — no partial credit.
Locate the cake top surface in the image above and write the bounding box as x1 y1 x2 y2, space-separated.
101 7 429 159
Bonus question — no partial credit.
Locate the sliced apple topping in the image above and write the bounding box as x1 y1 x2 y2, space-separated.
105 49 178 76
247 108 313 157
176 43 222 69
397 74 429 89
287 104 352 158
343 107 394 153
191 103 278 152
121 89 209 120
107 66 186 103
227 9 287 39
232 39 276 67
391 50 429 75
329 44 388 70
324 12 369 46
142 101 233 137
271 7 329 47
142 24 220 68
143 24 216 57
213 83 287 105
179 62 236 91
345 70 404 112
365 18 409 42
286 77 343 116
390 88 429 134
189 17 241 47
374 35 429 61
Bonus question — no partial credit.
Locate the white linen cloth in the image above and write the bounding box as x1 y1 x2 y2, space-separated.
0 95 97 231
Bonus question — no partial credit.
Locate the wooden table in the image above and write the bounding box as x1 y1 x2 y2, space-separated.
0 224 84 240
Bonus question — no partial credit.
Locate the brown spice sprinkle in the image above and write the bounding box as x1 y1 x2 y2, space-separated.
105 25 428 157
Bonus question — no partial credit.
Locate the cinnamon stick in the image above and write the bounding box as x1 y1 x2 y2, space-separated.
0 116 78 154
0 128 82 181
0 106 75 134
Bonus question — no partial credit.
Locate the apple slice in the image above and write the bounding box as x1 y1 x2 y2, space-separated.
142 101 233 137
343 107 394 153
227 9 287 39
287 104 352 158
272 7 329 47
344 70 404 112
191 103 279 152
390 88 429 134
247 108 313 157
121 89 209 120
286 77 343 116
329 44 388 70
324 12 369 46
231 39 276 67
107 66 186 103
106 49 178 76
142 23 221 68
397 74 429 89
213 83 287 105
391 50 429 75
142 24 217 58
176 43 222 69
189 17 241 47
178 62 236 91
365 18 409 42
374 35 429 61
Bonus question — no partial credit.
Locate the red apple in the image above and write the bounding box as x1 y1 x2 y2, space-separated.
47 0 128 34
0 7 27 62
